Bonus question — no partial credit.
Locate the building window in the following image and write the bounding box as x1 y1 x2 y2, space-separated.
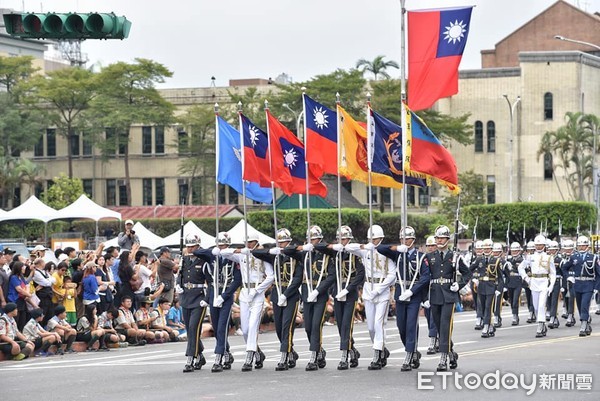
178 180 189 205
191 177 203 204
178 129 189 154
155 178 165 205
218 183 227 204
35 183 44 198
82 179 93 198
70 133 80 156
407 185 415 206
118 131 127 155
544 92 553 120
381 188 391 205
487 121 495 153
105 128 115 155
487 175 496 204
13 187 20 207
34 132 43 157
474 121 483 153
82 132 92 156
143 178 153 206
118 182 128 206
341 179 352 195
370 188 378 204
155 126 164 154
544 153 553 180
106 179 116 206
228 185 238 204
47 129 56 157
418 187 430 206
142 126 152 154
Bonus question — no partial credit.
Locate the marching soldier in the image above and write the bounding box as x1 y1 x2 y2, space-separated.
471 240 504 338
345 225 396 370
377 226 430 371
424 225 471 371
196 232 242 372
423 236 439 355
471 240 484 330
518 235 556 338
524 241 536 323
492 243 506 329
504 242 524 325
315 225 365 370
220 232 274 372
253 228 303 371
546 240 562 329
561 236 600 336
283 225 335 371
179 234 209 373
560 239 577 327
470 239 492 332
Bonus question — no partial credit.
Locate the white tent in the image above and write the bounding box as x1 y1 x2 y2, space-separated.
104 222 165 250
227 219 275 245
0 195 57 223
159 220 216 248
52 194 121 222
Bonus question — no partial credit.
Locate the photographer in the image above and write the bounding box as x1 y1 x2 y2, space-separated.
118 219 140 251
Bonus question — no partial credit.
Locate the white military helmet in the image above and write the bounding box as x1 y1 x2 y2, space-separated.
276 228 292 243
185 233 200 246
492 243 503 253
434 225 450 238
246 231 260 242
576 235 590 247
526 241 535 250
534 234 546 246
426 236 436 246
475 240 484 249
367 225 384 239
562 239 574 249
548 240 559 250
400 226 416 239
217 232 231 245
482 238 493 248
510 242 522 251
337 225 353 240
307 225 323 240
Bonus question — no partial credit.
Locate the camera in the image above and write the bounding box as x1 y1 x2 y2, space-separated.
130 230 136 235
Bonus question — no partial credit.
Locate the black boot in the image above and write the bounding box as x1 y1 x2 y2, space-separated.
566 314 575 327
449 351 459 369
512 314 519 326
380 347 390 367
536 322 546 338
193 354 206 370
275 352 289 371
481 324 490 338
306 351 318 371
368 349 382 370
241 351 254 372
222 352 233 370
527 312 535 324
437 353 448 372
427 337 437 355
183 356 195 373
474 317 483 330
211 354 223 373
337 350 349 370
400 352 413 371
349 347 360 368
287 348 298 368
255 347 265 369
317 348 327 368
493 316 502 328
411 350 422 369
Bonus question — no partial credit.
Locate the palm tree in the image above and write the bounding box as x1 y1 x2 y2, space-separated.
356 55 399 80
15 158 45 198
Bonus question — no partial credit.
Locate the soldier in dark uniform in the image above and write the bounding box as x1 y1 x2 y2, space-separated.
424 225 471 372
470 240 484 330
179 234 209 373
283 225 335 371
504 242 524 325
378 226 430 371
560 240 577 327
546 241 562 329
477 241 505 338
315 225 365 370
195 232 242 372
561 236 600 336
469 239 492 332
423 236 439 355
252 228 303 371
491 243 507 329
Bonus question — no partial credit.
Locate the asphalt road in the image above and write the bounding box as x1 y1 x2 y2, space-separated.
1 306 599 401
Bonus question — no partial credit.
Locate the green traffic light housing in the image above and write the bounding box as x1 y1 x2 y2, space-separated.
3 12 131 39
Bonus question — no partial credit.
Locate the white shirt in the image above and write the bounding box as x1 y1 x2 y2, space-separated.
518 251 556 291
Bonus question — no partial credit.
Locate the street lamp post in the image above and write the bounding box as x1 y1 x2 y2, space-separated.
554 35 600 51
503 95 521 203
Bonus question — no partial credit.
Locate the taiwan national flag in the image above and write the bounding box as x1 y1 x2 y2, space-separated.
266 110 327 197
408 6 473 111
240 113 271 187
303 94 338 177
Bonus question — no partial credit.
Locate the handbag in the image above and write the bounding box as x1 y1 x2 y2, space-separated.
162 280 172 292
26 293 40 312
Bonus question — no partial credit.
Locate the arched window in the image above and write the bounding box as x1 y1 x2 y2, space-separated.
544 92 553 120
474 121 483 153
544 152 553 180
487 121 495 153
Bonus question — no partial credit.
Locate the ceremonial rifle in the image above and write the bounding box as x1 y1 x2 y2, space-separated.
471 216 478 260
452 195 461 283
506 222 511 254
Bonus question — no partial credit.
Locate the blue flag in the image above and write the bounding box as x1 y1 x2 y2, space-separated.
216 116 273 203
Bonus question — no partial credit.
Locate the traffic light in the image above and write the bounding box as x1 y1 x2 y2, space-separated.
3 12 131 39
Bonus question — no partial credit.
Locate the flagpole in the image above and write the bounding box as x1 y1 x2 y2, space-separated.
302 91 314 293
265 100 281 298
367 93 374 292
238 102 250 291
399 0 408 232
214 103 221 303
335 93 343 295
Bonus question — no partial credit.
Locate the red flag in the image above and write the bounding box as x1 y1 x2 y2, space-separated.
240 113 271 187
303 94 338 177
266 110 327 197
408 6 473 111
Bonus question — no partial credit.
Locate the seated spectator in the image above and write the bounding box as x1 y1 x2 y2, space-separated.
76 304 108 352
151 298 180 342
115 295 152 346
135 297 163 342
97 307 123 346
47 305 77 353
167 298 186 339
0 303 34 360
63 276 78 326
22 308 61 356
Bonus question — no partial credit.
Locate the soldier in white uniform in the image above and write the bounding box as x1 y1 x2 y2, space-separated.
518 234 556 337
220 232 274 371
345 225 396 370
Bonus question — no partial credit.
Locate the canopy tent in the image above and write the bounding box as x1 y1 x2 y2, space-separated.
104 222 165 250
159 221 216 249
51 194 122 238
0 196 59 241
227 219 275 245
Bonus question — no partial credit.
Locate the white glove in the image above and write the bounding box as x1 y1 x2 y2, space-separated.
547 288 553 298
211 247 221 256
269 247 281 256
397 244 408 253
335 288 349 300
277 294 287 307
220 248 234 257
200 300 209 308
494 290 501 297
524 276 531 285
450 282 459 292
307 289 319 303
214 295 224 308
332 244 344 252
503 288 508 293
593 289 598 296
370 287 382 297
422 300 431 309
363 243 375 251
472 279 479 286
560 287 565 293
248 288 257 300
399 289 413 302
567 276 575 284
302 243 314 252
240 247 251 255
345 243 361 252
